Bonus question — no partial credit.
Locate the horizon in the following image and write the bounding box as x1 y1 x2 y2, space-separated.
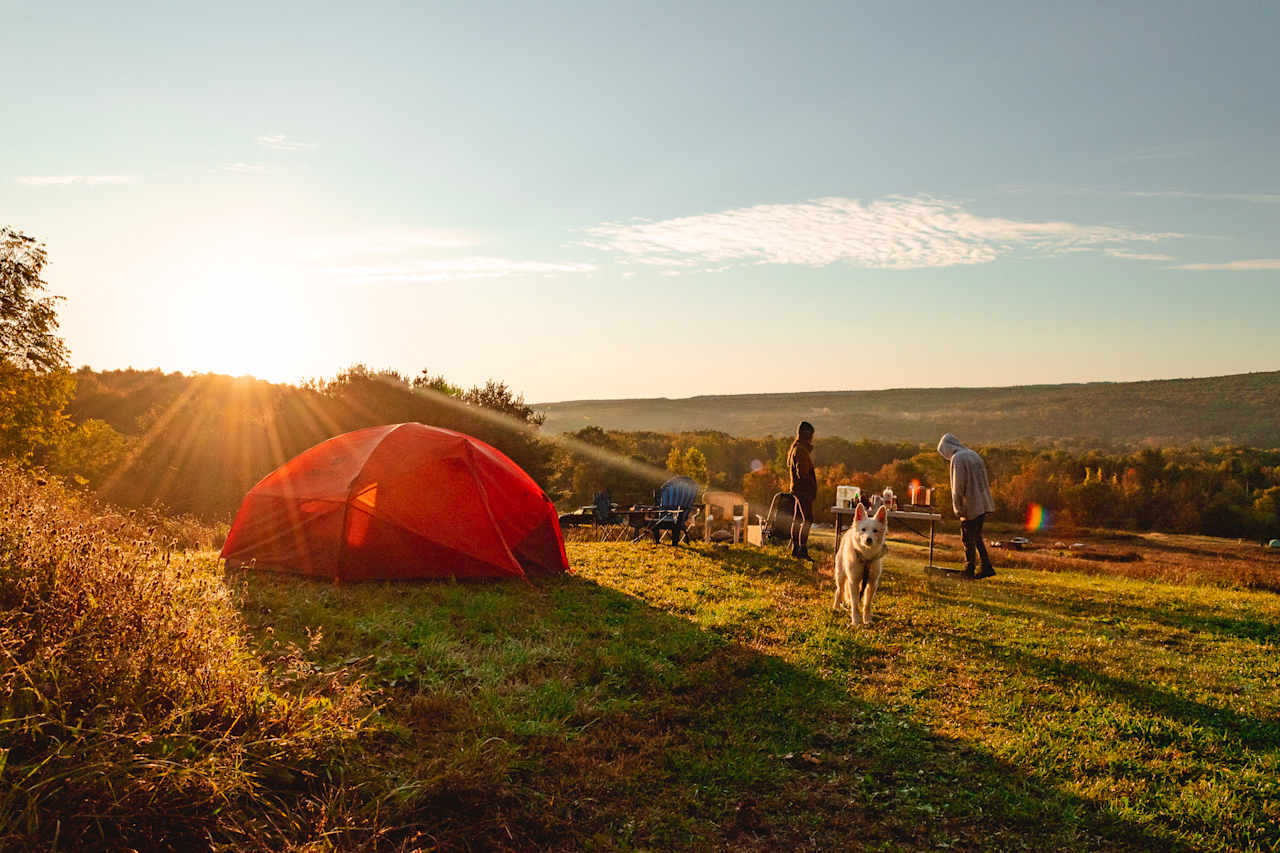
531 366 1280 404
68 361 1279 407
5 2 1279 401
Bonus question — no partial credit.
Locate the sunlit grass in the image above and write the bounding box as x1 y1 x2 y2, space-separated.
0 464 366 850
241 541 1280 850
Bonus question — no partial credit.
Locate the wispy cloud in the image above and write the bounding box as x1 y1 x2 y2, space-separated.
1174 259 1280 271
219 162 268 174
16 174 132 186
1001 183 1280 204
1123 189 1280 204
297 228 593 284
298 227 482 258
321 257 596 284
584 196 1175 271
256 134 317 151
1105 249 1177 262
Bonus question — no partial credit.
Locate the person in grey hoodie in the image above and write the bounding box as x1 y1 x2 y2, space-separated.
937 433 996 579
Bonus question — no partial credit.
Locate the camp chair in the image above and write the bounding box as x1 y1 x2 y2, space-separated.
703 490 749 544
644 476 701 545
590 490 632 542
762 492 806 547
559 491 630 542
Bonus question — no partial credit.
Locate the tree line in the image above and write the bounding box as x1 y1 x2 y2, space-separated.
549 431 1280 542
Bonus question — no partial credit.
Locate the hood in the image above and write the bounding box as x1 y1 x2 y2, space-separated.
937 433 966 461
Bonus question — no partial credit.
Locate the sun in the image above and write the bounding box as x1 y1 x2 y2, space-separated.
167 254 325 382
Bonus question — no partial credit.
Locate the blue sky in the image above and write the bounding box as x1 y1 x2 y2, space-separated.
3 1 1277 401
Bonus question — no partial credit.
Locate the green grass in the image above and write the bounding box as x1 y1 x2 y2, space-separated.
240 541 1280 851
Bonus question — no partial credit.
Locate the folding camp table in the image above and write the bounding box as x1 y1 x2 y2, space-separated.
832 506 947 572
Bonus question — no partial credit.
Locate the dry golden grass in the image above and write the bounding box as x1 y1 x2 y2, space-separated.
0 463 366 850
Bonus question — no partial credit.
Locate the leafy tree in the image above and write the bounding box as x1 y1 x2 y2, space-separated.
1062 479 1117 527
413 368 463 397
462 380 545 427
0 366 75 461
1 229 68 371
665 445 683 475
458 380 551 483
1250 487 1280 537
551 426 622 505
0 229 73 460
741 466 783 514
546 426 663 506
49 417 130 485
682 447 709 485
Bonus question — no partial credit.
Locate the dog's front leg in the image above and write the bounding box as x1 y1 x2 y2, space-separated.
833 573 848 612
860 559 883 626
849 562 865 627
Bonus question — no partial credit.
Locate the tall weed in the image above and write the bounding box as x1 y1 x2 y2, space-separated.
0 463 365 850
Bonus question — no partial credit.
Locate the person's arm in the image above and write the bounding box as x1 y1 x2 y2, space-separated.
951 458 967 519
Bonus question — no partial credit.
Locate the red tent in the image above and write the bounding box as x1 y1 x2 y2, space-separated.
220 423 569 581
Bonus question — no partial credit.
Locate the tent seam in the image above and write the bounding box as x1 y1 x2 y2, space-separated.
337 422 405 580
462 440 528 582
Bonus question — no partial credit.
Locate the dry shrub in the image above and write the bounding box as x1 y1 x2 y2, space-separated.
0 463 365 850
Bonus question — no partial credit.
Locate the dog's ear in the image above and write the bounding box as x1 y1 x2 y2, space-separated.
854 503 867 521
874 504 888 524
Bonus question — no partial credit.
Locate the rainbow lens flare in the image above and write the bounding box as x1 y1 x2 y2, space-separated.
1026 503 1049 531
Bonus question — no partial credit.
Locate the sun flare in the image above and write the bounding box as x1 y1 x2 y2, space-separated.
166 252 324 382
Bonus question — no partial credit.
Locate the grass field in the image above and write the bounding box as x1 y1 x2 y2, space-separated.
3 463 1276 850
240 539 1280 851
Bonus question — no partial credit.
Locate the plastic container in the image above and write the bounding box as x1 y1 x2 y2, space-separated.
836 485 861 508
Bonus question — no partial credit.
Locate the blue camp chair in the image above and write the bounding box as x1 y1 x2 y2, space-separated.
647 476 700 545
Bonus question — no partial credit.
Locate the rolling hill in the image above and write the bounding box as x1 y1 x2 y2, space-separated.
536 370 1280 446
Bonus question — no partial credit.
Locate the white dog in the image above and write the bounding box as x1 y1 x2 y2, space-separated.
833 503 888 627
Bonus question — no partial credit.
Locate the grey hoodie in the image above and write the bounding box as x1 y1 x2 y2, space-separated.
937 433 995 520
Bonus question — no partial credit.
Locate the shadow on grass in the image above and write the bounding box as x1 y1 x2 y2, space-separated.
698 542 830 580
245 570 1203 852
940 613 1279 750
1049 591 1279 644
938 576 1280 644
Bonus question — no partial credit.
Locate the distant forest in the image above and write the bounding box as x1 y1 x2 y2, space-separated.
536 371 1280 447
25 367 1280 543
552 426 1280 542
